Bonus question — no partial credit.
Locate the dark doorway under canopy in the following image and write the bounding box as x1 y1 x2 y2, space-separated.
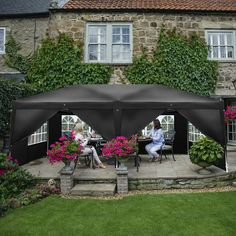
10 84 226 146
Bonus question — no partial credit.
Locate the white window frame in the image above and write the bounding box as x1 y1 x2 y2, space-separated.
0 27 6 54
188 123 205 142
28 122 48 146
61 115 78 135
205 29 236 61
85 22 133 64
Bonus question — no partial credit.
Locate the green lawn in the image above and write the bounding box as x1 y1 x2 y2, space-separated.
1 191 236 236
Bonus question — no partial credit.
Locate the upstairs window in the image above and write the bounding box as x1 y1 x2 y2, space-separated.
206 30 235 60
86 23 132 63
0 28 6 54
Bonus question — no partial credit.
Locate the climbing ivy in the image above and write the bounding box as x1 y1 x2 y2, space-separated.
125 28 218 96
0 78 37 137
4 35 32 74
27 34 111 92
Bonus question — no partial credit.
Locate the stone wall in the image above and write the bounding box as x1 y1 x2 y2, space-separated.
49 12 236 92
129 171 236 190
1 12 236 95
0 17 49 73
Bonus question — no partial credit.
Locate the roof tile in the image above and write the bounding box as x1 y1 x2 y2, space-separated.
63 0 236 12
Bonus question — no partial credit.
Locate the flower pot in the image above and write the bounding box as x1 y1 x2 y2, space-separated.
196 161 212 175
62 159 72 172
117 157 128 169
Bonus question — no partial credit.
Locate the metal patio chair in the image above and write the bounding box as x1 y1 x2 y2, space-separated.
159 130 176 163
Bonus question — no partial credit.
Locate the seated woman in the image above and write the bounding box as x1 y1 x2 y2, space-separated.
145 119 164 162
73 123 106 169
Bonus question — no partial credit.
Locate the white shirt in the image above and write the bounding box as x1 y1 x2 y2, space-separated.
75 133 90 147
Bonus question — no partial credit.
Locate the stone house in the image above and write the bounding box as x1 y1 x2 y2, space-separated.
1 0 236 147
0 0 51 80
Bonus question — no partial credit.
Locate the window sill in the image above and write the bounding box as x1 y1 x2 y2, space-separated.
84 61 133 66
208 59 236 63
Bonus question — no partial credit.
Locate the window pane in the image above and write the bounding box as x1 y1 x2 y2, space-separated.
88 26 106 44
112 45 130 61
213 46 218 58
112 45 121 61
89 26 98 35
122 27 130 35
220 46 226 58
112 27 120 34
213 35 218 45
227 33 233 45
220 34 225 45
89 35 98 44
112 35 120 43
100 45 107 60
207 35 211 45
0 29 4 51
88 45 98 60
227 46 234 58
122 35 129 43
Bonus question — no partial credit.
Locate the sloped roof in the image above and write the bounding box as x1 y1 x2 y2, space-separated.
63 0 236 12
0 0 51 17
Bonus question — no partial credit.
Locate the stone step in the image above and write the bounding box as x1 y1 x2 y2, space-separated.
71 183 116 196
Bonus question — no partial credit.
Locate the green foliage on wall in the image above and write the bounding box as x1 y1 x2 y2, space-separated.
126 28 218 96
0 78 37 137
4 35 32 74
27 34 111 92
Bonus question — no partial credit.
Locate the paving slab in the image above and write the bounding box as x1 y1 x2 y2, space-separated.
71 183 116 196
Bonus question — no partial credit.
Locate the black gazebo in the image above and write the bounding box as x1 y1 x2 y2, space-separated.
10 85 226 168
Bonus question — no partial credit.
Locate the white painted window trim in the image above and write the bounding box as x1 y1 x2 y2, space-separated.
0 27 6 54
205 29 236 61
85 22 133 64
188 122 205 142
28 122 48 146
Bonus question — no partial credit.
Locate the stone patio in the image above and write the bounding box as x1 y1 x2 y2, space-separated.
23 149 236 180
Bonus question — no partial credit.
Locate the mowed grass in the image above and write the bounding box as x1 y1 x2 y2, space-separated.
1 191 236 236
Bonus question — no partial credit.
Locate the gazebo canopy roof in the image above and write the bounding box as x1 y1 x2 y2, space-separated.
11 84 226 145
15 84 221 109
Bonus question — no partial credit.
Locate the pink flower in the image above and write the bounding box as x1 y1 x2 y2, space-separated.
59 136 67 141
0 169 6 176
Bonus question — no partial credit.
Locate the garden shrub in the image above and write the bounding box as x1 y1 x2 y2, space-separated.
189 137 224 165
126 28 218 96
0 153 35 200
27 34 111 92
0 78 37 137
0 153 59 216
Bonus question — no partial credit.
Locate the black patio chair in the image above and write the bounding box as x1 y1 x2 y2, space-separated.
159 130 176 163
74 151 95 170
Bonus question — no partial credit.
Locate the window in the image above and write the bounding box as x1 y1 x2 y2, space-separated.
142 115 174 136
206 30 236 60
160 115 174 132
0 27 6 54
86 23 132 63
61 115 79 135
28 123 47 145
188 123 205 142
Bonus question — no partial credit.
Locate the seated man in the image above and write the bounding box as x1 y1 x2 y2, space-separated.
145 119 164 162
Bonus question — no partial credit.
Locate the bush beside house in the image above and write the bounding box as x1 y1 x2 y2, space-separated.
0 153 59 216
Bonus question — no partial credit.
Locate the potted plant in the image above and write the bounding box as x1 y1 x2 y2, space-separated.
46 131 82 171
102 136 136 168
189 137 224 175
